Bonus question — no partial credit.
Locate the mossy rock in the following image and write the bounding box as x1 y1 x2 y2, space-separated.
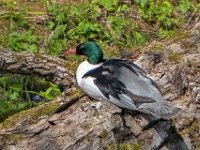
181 120 199 136
148 43 165 54
168 52 184 63
99 129 108 138
1 101 59 130
107 143 142 150
2 133 24 142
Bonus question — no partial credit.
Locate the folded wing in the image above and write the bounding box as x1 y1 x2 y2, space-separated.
83 59 179 119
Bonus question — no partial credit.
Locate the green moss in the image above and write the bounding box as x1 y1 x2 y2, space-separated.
107 143 142 150
188 121 199 134
2 133 23 142
64 58 79 73
39 101 60 116
168 52 184 63
179 120 200 148
187 59 197 67
180 120 199 136
182 44 193 53
194 137 200 149
187 59 200 75
1 101 59 129
165 31 191 44
71 88 84 99
172 116 194 129
148 43 164 54
99 129 108 138
173 116 199 137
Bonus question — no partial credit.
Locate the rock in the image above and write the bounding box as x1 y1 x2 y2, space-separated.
185 29 200 44
124 114 143 136
124 113 159 137
195 92 200 103
137 121 171 150
25 118 49 136
167 43 184 54
48 113 63 125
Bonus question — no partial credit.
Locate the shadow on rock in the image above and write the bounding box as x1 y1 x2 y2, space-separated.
111 111 191 150
153 120 190 150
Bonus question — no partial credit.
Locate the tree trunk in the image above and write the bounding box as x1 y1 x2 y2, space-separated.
0 49 74 88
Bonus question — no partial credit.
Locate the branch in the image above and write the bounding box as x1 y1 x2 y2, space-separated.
0 48 74 89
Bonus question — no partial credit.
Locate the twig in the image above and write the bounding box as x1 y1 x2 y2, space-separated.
54 94 86 113
183 11 196 31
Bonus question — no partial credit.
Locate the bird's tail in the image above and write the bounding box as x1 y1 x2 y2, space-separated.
138 102 180 120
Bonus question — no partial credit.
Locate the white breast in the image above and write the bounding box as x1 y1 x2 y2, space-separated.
76 60 107 101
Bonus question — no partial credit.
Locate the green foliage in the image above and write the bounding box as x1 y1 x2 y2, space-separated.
134 0 199 38
158 28 176 39
135 0 175 29
92 0 118 11
2 11 29 29
2 101 60 129
8 31 39 52
178 0 191 13
168 52 184 63
1 0 199 54
67 22 103 40
47 24 67 55
39 83 61 100
45 0 147 52
0 76 24 101
0 75 61 122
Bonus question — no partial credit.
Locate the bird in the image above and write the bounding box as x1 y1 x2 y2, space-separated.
66 41 180 119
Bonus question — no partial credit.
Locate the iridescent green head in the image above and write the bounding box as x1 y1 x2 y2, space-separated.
76 42 104 64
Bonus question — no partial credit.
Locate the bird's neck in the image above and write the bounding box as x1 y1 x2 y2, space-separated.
76 60 102 85
88 55 104 64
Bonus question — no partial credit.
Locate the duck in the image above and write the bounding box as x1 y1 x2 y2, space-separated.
66 41 179 119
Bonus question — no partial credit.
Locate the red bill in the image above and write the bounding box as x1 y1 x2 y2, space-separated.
64 48 76 55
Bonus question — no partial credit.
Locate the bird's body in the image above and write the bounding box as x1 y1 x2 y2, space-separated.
68 42 179 119
76 60 106 101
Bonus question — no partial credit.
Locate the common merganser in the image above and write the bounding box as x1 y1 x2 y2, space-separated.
67 42 179 119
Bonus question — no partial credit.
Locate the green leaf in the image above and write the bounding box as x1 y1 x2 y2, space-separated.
49 25 67 40
134 32 145 45
158 28 175 39
9 91 20 100
92 0 118 11
8 31 39 52
178 0 191 13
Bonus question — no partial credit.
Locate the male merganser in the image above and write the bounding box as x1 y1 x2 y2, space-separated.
67 42 179 119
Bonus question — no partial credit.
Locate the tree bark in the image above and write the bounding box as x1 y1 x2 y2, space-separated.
0 49 74 88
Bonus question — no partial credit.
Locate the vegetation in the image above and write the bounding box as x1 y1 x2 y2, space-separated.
1 0 199 54
0 0 199 121
107 143 142 150
2 100 60 129
0 75 61 122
